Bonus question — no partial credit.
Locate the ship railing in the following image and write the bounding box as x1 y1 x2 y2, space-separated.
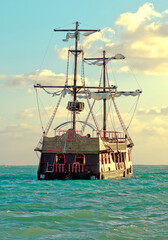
54 163 84 173
54 130 126 141
55 164 65 173
55 130 82 136
71 162 84 173
99 131 126 143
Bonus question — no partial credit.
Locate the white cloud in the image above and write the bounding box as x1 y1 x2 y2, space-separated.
0 69 67 88
0 123 35 139
54 27 115 60
112 4 168 75
17 105 71 121
0 69 89 88
27 88 34 93
137 106 168 116
55 47 69 60
115 3 161 31
0 75 6 79
57 3 168 76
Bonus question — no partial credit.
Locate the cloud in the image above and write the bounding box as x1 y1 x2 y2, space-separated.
55 47 69 60
81 27 115 52
54 3 168 76
0 69 89 88
137 106 168 116
115 3 161 31
0 70 67 88
16 104 83 126
55 27 115 59
0 69 67 88
17 106 67 120
17 108 38 119
2 3 168 91
112 3 168 75
129 114 168 139
0 123 35 139
27 88 34 93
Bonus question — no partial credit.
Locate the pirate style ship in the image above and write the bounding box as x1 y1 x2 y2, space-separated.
34 22 142 180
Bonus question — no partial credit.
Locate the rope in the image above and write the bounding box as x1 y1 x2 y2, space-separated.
42 87 62 96
35 32 54 86
106 66 117 132
35 88 44 132
66 50 70 85
36 91 63 150
34 31 56 134
81 68 103 135
54 22 74 31
35 151 40 160
126 95 140 130
106 65 134 146
106 66 120 151
125 59 142 91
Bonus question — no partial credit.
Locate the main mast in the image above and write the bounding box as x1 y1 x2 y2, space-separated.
72 21 79 130
103 50 106 138
53 21 100 131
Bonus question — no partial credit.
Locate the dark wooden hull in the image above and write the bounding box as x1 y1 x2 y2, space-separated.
37 154 133 180
38 169 133 180
37 131 133 180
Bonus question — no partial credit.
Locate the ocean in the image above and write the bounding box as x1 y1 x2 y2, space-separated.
0 165 167 240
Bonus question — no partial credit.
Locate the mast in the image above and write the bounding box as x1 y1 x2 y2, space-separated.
53 21 100 131
103 50 106 138
84 51 108 137
72 21 79 130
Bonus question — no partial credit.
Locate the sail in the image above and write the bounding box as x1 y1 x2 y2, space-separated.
87 54 125 66
61 89 141 100
62 31 96 42
90 90 141 100
63 32 77 42
83 31 95 36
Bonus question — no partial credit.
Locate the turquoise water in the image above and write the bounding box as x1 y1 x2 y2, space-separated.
0 166 167 240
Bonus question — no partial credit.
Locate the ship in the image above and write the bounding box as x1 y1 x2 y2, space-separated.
34 22 142 180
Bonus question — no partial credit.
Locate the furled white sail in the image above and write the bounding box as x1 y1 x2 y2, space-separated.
90 92 111 100
61 89 141 100
90 90 141 100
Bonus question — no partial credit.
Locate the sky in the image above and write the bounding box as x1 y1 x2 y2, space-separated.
0 0 168 165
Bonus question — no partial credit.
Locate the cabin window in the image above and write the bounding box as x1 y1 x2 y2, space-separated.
55 153 65 164
75 154 85 164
